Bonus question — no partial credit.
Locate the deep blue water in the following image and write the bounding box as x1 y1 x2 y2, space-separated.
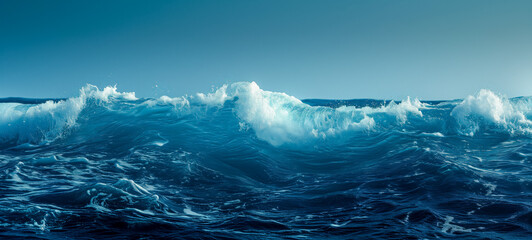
1 82 532 239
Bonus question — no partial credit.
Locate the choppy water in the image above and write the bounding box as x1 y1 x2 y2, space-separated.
1 82 531 239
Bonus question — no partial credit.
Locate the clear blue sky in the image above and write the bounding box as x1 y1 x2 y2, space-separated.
1 0 532 100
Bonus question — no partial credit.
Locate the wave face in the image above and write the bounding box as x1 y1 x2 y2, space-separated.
1 82 532 239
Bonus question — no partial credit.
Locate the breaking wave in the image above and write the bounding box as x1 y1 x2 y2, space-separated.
1 82 531 147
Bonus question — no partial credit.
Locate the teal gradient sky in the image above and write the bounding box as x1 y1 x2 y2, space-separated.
1 0 532 100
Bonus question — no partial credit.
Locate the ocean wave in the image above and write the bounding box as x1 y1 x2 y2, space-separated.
451 89 532 136
1 82 532 239
0 85 137 146
1 82 531 147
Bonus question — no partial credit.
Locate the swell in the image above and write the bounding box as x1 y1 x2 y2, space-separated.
2 124 531 239
0 82 531 148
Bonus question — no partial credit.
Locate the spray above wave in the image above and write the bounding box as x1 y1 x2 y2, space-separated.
0 82 531 147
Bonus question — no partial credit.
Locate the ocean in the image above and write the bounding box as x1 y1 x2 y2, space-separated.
1 82 531 239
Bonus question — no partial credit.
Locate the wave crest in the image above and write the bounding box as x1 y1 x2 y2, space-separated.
1 82 531 147
451 89 532 135
0 85 137 146
183 82 423 145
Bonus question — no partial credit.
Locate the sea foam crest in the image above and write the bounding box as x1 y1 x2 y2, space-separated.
0 98 84 145
0 82 424 146
0 85 137 145
81 84 138 102
451 89 532 135
3 82 529 147
190 82 424 145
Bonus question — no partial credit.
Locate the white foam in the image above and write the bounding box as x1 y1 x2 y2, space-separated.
144 95 189 108
194 84 230 106
451 89 532 135
113 178 151 196
191 82 423 145
441 216 472 234
421 132 445 137
0 84 138 145
81 84 137 102
0 97 84 144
